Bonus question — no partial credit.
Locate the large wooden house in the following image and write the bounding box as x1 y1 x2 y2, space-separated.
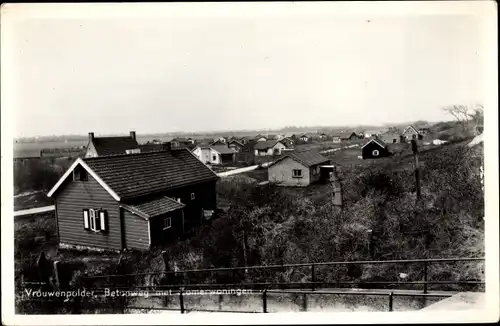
85 131 140 158
47 149 220 251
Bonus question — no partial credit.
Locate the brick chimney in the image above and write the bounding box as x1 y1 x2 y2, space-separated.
88 132 94 142
130 131 136 141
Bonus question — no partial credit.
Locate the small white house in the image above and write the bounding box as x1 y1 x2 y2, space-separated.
253 141 287 156
192 145 236 165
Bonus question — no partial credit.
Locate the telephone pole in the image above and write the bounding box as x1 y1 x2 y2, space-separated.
411 139 421 200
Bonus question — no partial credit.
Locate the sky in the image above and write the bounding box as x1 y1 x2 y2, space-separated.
3 3 489 137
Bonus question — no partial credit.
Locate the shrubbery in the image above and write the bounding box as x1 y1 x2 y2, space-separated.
162 142 484 290
14 158 72 195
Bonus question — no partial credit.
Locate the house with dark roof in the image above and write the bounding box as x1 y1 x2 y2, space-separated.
85 131 140 158
331 131 361 143
253 140 287 157
192 144 237 165
280 137 295 148
47 149 220 251
268 151 332 187
378 133 403 144
401 125 423 141
171 137 196 150
228 139 244 152
361 138 391 159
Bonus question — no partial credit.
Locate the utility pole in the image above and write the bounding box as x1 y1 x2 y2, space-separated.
411 139 421 200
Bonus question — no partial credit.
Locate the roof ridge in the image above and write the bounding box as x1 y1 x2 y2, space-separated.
83 148 183 160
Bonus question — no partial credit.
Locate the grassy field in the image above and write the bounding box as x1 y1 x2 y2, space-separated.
14 191 54 211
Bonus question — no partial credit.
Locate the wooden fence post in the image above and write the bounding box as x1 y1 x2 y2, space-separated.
53 261 61 290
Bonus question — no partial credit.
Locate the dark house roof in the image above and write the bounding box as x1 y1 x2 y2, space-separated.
330 132 355 138
361 137 388 149
271 150 330 168
210 145 237 155
121 196 186 220
171 137 189 142
91 136 139 156
48 149 219 201
253 140 282 150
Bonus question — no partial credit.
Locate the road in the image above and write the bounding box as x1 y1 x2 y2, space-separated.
14 205 55 217
216 162 271 177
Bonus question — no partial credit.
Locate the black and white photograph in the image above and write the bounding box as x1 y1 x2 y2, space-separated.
1 2 498 324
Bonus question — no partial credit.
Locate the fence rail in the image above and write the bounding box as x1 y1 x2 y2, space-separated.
82 257 484 280
26 257 484 314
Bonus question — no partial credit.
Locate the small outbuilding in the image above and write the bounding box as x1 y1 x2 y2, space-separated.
361 138 391 159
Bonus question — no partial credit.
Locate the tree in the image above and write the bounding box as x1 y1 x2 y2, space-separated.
468 104 484 127
443 104 483 131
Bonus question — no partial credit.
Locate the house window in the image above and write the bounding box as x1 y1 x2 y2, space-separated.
163 217 172 230
212 155 217 161
83 208 107 232
393 139 397 143
80 169 88 181
412 134 417 139
191 193 195 200
292 169 303 178
372 150 380 156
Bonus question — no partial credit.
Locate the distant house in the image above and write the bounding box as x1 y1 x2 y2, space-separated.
239 137 251 145
280 137 295 148
268 151 332 187
85 131 140 158
418 128 431 135
379 133 403 144
275 134 285 140
254 134 267 142
171 137 196 149
228 139 244 152
192 145 237 165
47 150 220 251
253 140 287 156
331 132 359 143
401 125 423 141
299 134 310 142
212 137 227 144
363 130 384 138
319 133 328 141
361 138 391 159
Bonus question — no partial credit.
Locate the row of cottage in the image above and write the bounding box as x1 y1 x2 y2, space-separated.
45 130 342 253
45 125 428 253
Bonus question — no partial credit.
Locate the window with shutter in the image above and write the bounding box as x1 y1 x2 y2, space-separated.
83 209 90 230
89 209 95 231
99 210 107 232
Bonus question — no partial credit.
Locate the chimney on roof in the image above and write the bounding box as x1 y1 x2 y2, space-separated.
163 142 172 151
88 132 94 142
130 131 136 141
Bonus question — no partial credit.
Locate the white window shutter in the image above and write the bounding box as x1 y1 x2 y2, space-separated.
99 210 107 231
83 210 90 230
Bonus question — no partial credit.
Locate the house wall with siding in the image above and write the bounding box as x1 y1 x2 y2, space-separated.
55 172 122 250
122 208 150 250
268 157 310 187
164 181 217 231
362 142 391 159
148 210 184 247
254 142 287 156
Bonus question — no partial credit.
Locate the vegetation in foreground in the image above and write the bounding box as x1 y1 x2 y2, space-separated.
14 140 484 314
